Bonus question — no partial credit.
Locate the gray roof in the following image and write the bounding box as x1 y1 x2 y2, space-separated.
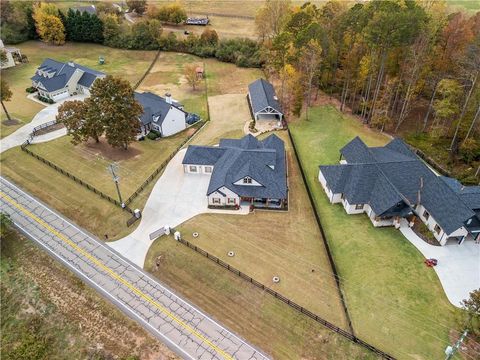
31 58 104 92
134 92 185 126
71 5 97 14
248 79 283 115
183 134 287 200
321 137 478 235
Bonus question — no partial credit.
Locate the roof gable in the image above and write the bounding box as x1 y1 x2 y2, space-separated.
248 79 283 115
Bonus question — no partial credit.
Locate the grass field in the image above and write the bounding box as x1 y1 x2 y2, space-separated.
28 124 200 200
1 41 157 138
289 105 462 359
177 131 348 328
144 235 378 359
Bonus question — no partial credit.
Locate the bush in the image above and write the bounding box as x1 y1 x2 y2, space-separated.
25 87 37 93
146 130 161 140
37 95 54 104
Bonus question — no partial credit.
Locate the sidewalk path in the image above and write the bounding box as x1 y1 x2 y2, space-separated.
0 95 86 153
0 177 269 360
399 220 480 307
108 148 249 267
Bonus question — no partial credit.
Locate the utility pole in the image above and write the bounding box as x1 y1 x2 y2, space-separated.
108 163 124 208
445 330 468 360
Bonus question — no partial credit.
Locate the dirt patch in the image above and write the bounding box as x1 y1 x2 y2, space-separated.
2 118 21 126
78 138 144 162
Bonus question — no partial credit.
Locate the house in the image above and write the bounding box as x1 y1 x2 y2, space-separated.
183 134 288 209
247 79 284 122
0 39 22 69
70 5 97 14
318 136 480 246
134 92 187 137
31 58 105 102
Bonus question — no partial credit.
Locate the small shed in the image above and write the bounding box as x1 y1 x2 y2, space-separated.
196 66 204 79
247 79 284 121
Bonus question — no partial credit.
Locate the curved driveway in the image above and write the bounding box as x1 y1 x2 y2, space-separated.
108 148 248 267
0 95 85 153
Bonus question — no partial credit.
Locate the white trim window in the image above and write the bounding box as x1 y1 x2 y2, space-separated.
355 204 364 210
189 165 197 172
423 210 430 220
204 166 212 173
243 176 252 184
227 198 236 205
212 198 221 204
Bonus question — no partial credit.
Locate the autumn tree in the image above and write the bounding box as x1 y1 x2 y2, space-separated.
33 2 65 45
255 0 292 42
127 0 147 15
56 100 104 144
461 289 480 338
200 29 219 46
0 79 13 122
431 79 463 138
90 76 142 150
184 64 201 90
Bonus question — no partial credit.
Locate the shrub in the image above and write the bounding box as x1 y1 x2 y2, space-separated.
37 95 54 104
26 87 37 93
147 130 161 140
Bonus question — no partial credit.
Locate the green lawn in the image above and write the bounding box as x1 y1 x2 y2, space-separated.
144 236 379 360
28 124 200 200
176 131 348 329
289 105 462 359
1 41 157 138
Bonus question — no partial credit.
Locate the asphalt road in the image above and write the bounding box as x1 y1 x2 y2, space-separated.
0 177 269 360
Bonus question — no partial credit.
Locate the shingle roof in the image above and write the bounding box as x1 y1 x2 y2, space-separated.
71 5 97 14
32 58 104 93
321 137 478 235
183 134 287 200
134 92 185 126
248 79 283 115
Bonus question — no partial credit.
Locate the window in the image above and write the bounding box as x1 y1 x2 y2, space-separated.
434 224 441 234
227 198 236 204
204 166 212 173
243 177 252 184
355 204 364 210
423 210 430 220
212 198 221 204
189 165 197 172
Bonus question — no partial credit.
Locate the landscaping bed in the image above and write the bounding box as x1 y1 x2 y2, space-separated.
289 105 461 359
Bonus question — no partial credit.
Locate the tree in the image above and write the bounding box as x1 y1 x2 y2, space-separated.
255 0 292 41
461 289 480 338
102 14 121 47
200 29 219 46
126 0 147 15
184 64 201 90
431 79 463 137
129 19 162 50
1 79 13 122
32 3 65 45
0 213 12 240
56 100 104 144
89 76 142 150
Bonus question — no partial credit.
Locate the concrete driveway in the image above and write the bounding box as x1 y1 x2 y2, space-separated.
0 94 86 153
399 220 480 307
108 148 248 267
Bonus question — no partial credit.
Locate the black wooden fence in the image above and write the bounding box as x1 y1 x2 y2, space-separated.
174 235 395 360
20 141 134 214
31 120 58 136
133 50 161 90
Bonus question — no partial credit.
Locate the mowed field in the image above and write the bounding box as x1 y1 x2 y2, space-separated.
0 41 157 138
177 131 348 328
289 106 462 359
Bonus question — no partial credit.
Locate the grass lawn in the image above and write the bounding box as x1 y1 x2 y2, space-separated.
176 131 348 328
289 105 462 359
144 236 379 360
28 124 200 201
137 52 208 120
1 41 157 138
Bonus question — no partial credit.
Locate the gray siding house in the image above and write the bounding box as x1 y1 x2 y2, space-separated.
247 79 284 122
318 137 480 246
31 58 105 102
183 134 288 209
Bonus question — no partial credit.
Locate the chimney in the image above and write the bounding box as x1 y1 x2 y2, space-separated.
165 92 172 104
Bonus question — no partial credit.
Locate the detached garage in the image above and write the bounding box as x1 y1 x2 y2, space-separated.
247 78 284 121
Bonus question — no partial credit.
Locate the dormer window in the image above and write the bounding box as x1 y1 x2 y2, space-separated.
243 177 252 184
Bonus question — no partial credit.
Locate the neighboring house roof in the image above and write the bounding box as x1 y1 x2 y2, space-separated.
134 92 185 127
31 58 104 93
71 5 97 14
248 78 283 115
183 134 288 200
321 137 478 235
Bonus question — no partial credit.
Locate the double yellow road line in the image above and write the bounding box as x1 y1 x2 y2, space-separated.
0 191 234 360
